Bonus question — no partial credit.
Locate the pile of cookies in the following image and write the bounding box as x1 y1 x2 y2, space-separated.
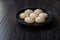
19 9 48 24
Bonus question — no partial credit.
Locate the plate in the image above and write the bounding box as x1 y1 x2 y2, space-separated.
16 8 53 28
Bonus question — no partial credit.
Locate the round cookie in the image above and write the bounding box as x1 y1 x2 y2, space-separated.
35 17 45 23
39 13 48 18
24 9 33 14
24 17 35 24
30 13 38 19
34 9 43 15
20 13 29 19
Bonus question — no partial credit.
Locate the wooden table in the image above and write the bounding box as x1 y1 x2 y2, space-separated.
1 0 60 40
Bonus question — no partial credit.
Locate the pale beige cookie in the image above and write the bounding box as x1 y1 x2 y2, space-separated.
39 13 48 18
20 13 29 19
24 9 33 14
35 17 45 23
34 9 43 15
30 13 38 19
24 17 35 24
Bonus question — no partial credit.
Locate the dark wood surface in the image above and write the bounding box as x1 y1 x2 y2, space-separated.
1 0 60 40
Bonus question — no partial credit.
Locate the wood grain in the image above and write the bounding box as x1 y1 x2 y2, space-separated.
0 0 60 40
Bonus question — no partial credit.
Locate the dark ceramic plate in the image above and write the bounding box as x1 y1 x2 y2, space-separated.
16 8 53 28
